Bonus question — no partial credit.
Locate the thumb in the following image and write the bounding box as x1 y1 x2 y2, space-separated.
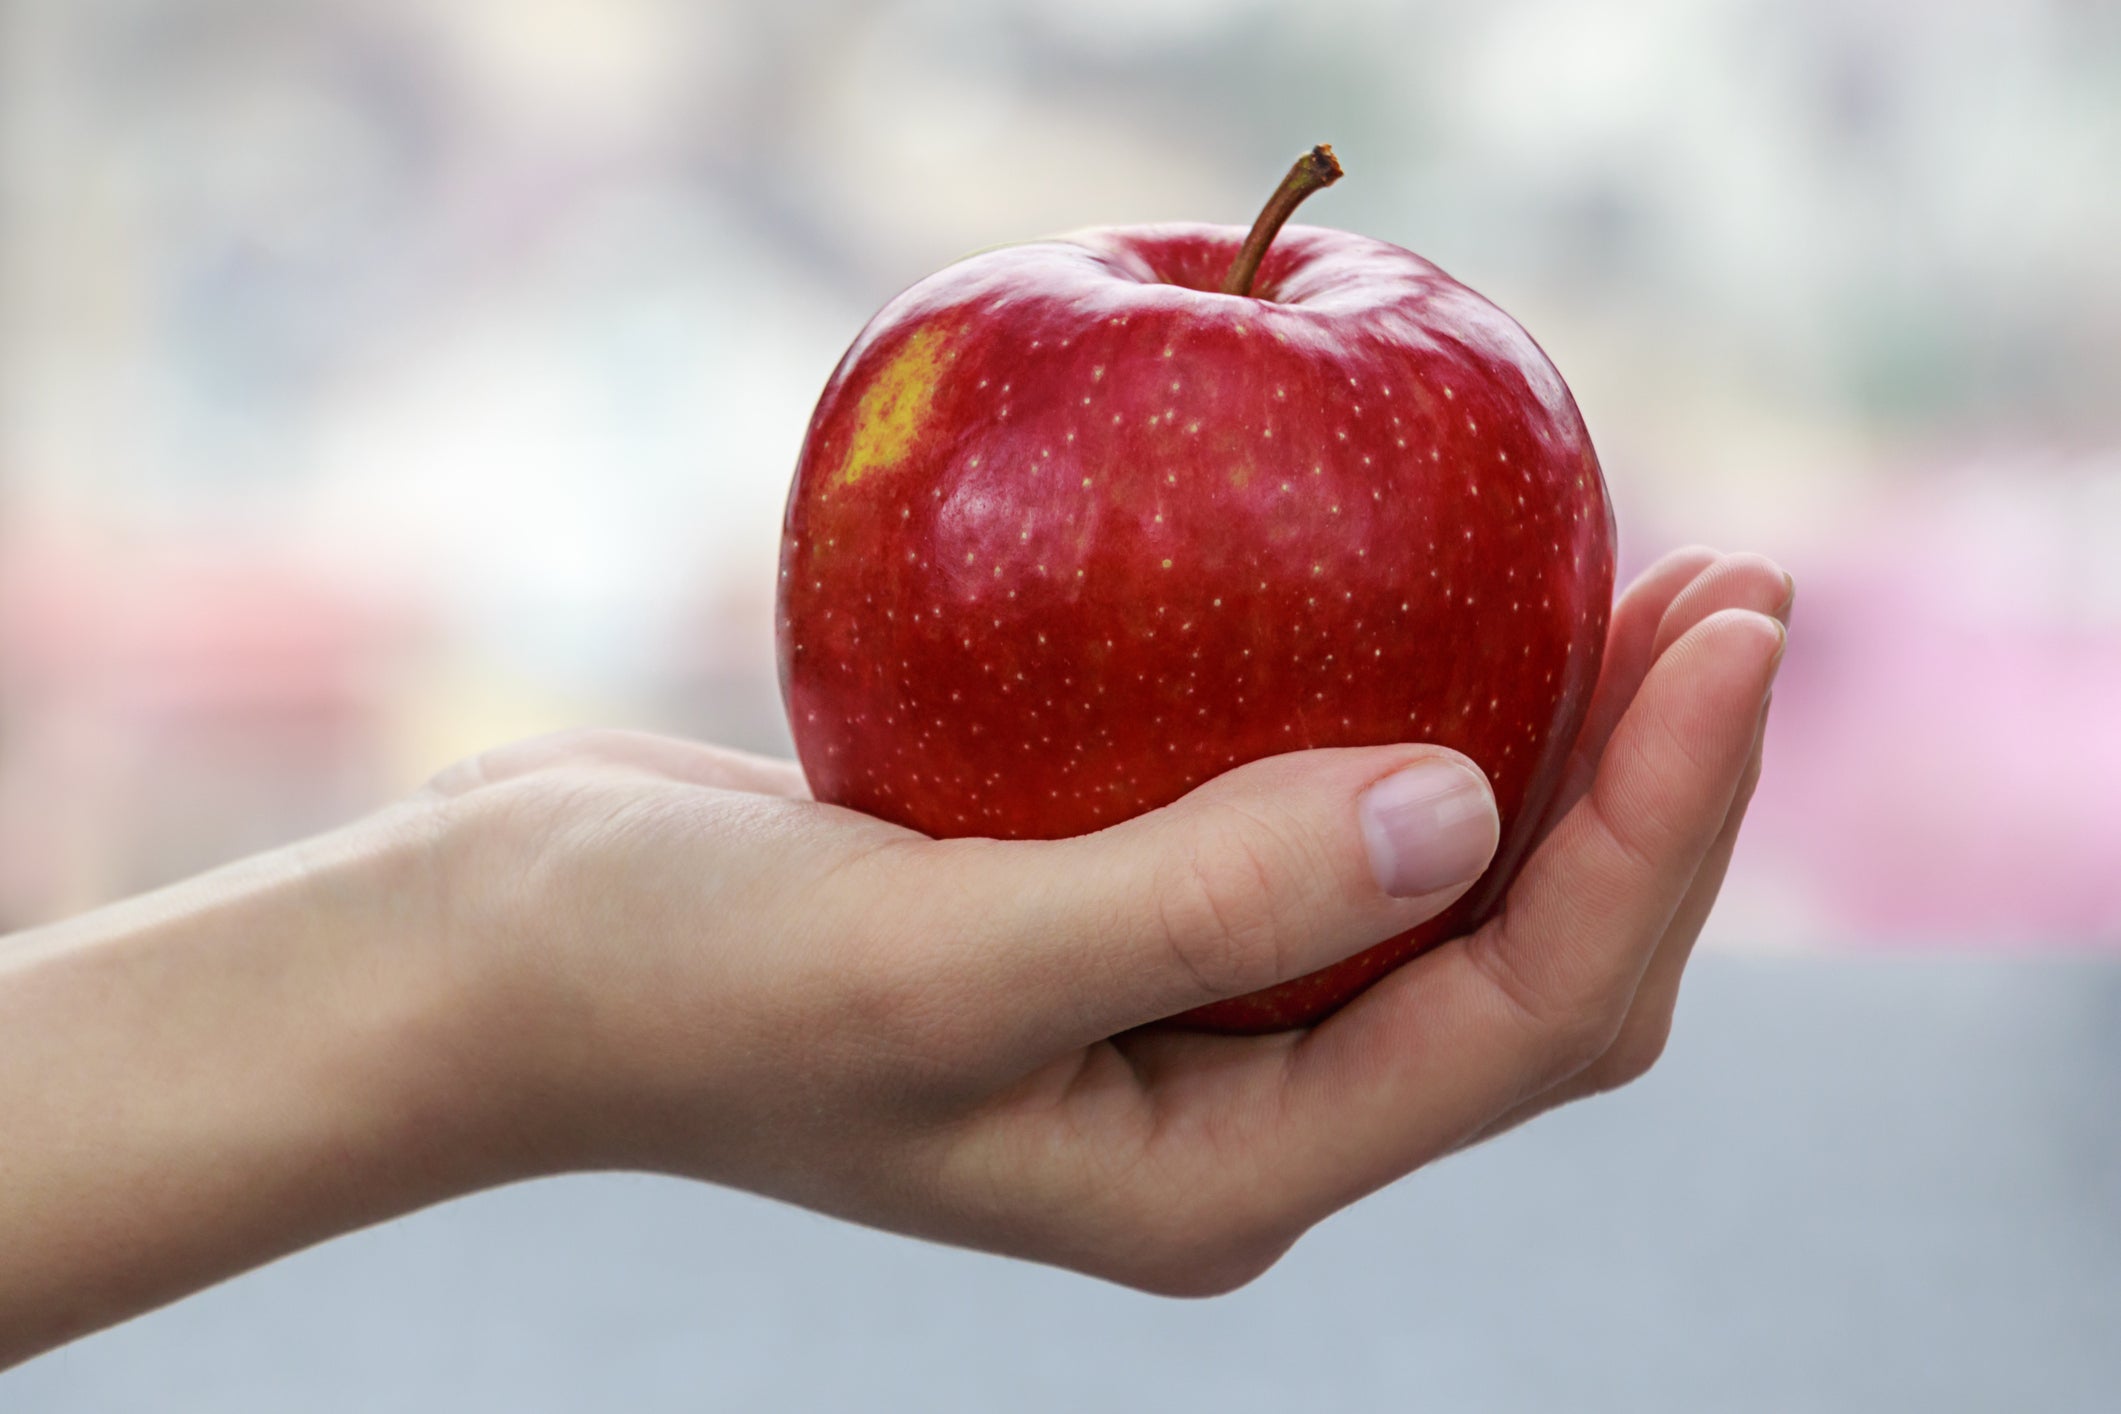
935 747 1499 1047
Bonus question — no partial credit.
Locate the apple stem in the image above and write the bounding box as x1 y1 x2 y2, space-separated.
1219 144 1344 299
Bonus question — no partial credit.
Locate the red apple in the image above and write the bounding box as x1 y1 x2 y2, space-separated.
778 147 1614 1031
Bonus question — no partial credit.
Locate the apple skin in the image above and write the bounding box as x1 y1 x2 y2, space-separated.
777 222 1614 1032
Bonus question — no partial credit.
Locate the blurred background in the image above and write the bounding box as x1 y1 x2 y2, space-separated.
5 0 2119 943
2 0 2117 1408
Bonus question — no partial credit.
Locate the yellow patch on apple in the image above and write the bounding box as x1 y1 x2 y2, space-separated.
837 327 949 489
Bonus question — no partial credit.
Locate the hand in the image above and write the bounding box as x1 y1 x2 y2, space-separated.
427 547 1790 1296
0 546 1785 1363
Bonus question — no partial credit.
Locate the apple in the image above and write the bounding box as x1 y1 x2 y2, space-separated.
777 146 1614 1031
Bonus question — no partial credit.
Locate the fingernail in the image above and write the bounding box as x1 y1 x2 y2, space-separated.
1358 760 1498 898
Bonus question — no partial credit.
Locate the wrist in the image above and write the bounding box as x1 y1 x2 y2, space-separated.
413 777 646 1178
199 799 552 1202
0 799 543 1359
340 793 573 1190
414 767 773 1182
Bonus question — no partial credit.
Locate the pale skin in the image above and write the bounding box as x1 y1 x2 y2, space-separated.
0 548 1789 1368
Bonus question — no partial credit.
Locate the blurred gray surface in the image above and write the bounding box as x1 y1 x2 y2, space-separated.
9 954 2119 1413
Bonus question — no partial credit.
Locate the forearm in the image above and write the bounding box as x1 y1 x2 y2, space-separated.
0 803 520 1367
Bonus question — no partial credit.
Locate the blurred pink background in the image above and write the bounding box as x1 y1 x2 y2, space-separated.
1 0 2116 946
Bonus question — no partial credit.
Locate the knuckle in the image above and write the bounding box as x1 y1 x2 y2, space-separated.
1123 1252 1277 1300
1546 1005 1628 1085
1589 1015 1672 1093
1467 927 1634 1088
526 725 622 766
1584 771 1678 880
1152 814 1297 999
1104 1206 1297 1299
423 754 489 797
428 728 625 795
1719 551 1790 603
